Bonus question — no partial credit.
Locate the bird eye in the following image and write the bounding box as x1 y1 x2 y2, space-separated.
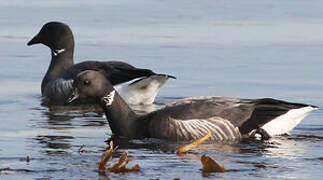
84 80 90 86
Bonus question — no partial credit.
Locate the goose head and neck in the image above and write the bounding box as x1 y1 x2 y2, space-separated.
68 70 149 138
27 21 75 94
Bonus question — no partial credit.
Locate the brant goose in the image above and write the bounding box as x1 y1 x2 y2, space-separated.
68 70 318 141
27 21 175 105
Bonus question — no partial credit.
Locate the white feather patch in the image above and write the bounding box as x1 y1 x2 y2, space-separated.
261 106 317 136
52 48 66 56
102 90 115 106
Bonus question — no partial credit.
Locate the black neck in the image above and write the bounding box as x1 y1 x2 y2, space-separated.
99 90 149 139
41 48 74 94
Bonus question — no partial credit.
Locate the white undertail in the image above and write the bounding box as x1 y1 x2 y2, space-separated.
114 75 170 105
261 106 317 136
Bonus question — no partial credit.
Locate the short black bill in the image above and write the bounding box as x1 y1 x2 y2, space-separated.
67 89 80 104
27 34 41 46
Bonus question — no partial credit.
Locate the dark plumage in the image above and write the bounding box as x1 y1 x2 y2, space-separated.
27 21 175 106
68 70 318 141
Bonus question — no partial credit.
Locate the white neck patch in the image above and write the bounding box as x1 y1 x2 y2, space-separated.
102 90 115 106
52 48 66 56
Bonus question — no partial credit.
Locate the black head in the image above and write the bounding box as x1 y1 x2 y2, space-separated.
27 21 74 51
68 70 114 103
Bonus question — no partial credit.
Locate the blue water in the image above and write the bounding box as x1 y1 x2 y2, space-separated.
1 0 323 179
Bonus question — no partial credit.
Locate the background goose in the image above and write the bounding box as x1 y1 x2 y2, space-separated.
68 70 318 141
27 21 175 106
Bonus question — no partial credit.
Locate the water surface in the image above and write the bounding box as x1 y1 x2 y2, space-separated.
0 0 323 179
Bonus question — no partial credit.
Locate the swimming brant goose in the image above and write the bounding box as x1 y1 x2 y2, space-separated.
68 70 318 141
27 21 175 105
